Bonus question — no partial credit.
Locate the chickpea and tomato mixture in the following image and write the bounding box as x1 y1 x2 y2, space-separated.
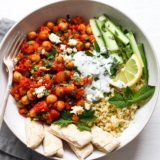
10 16 95 124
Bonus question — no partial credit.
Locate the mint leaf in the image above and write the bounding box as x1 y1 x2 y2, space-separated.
77 123 91 132
124 86 134 101
133 85 155 103
108 93 129 108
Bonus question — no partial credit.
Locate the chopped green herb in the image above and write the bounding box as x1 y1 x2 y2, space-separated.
71 76 81 82
91 86 96 90
94 77 99 81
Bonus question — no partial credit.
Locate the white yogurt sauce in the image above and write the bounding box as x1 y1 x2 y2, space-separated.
73 51 114 101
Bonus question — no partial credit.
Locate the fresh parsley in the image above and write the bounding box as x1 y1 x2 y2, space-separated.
53 107 97 132
46 48 57 59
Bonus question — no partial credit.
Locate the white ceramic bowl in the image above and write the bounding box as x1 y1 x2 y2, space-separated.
0 0 159 159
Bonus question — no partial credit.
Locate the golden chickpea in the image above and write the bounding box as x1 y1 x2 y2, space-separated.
57 101 65 111
76 40 85 51
76 98 85 106
46 94 57 104
38 30 49 40
84 42 91 50
46 21 54 30
42 41 52 51
55 71 66 83
54 56 64 63
56 17 66 24
86 25 92 35
64 59 74 69
21 95 30 105
55 86 64 97
27 31 37 40
27 89 36 100
13 71 23 83
29 108 37 117
78 23 86 33
44 74 51 80
14 94 21 101
29 53 40 63
19 87 27 96
16 101 25 109
72 114 79 122
58 22 68 31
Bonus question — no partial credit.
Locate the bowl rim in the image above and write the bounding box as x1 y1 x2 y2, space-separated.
1 0 160 159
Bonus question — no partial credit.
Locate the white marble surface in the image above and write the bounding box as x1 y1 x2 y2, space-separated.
0 0 160 160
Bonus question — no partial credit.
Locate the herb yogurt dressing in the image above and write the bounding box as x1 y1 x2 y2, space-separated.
73 51 115 102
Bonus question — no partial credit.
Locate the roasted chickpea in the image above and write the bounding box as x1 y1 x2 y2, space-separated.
13 71 22 83
42 41 52 51
80 33 89 42
63 29 71 37
64 59 74 69
84 42 91 50
78 23 86 33
89 35 95 43
73 16 83 24
76 98 85 106
52 26 59 32
46 21 54 30
55 86 64 97
71 114 79 122
14 94 21 101
65 83 75 93
38 30 49 40
27 88 36 100
29 108 37 117
27 31 37 40
29 53 40 62
21 95 30 105
58 22 68 31
54 56 64 63
44 74 51 80
16 101 25 109
86 25 92 35
56 101 65 111
56 17 66 24
19 87 27 96
55 71 66 83
46 94 57 104
76 40 84 51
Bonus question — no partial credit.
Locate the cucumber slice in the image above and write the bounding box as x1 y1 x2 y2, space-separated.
95 19 119 52
138 43 148 84
89 19 106 53
99 15 130 45
126 31 144 67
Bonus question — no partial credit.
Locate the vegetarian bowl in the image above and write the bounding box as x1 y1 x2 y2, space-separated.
0 0 159 160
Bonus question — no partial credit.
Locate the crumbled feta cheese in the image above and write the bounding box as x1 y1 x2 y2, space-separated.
111 80 125 88
34 86 46 98
41 49 46 55
86 94 93 102
85 102 91 110
72 47 77 53
60 44 66 51
49 33 61 44
66 47 73 54
39 66 50 71
95 91 104 100
70 106 84 115
68 39 77 46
